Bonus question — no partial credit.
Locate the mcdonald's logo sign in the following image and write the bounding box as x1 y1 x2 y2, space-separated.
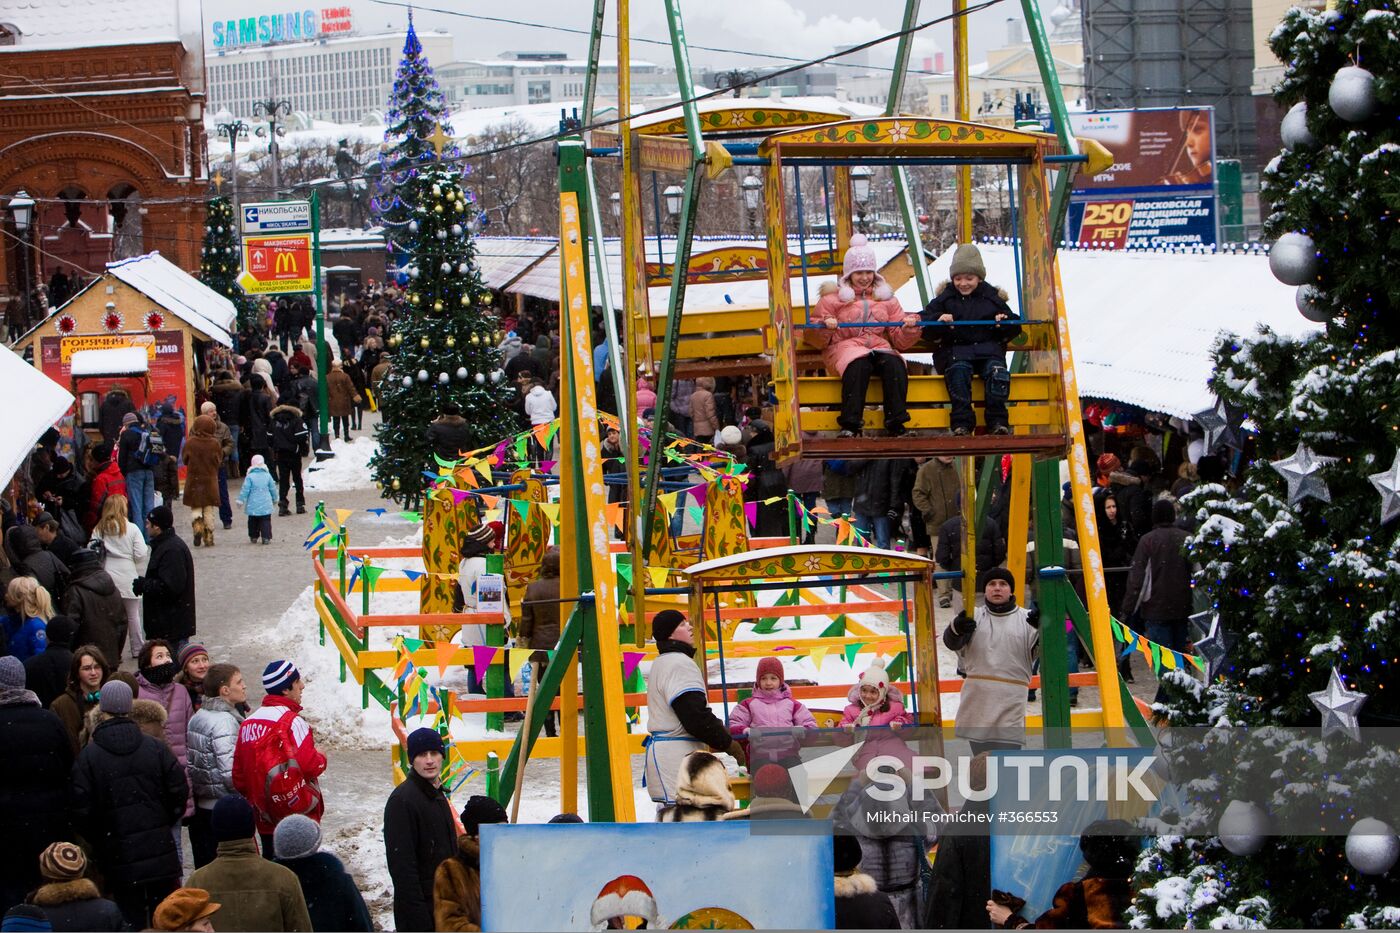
239 233 314 295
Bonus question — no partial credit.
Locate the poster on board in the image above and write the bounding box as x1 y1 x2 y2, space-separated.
39 331 188 452
1065 108 1219 248
480 821 835 930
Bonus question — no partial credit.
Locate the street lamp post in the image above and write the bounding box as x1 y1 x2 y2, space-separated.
851 165 873 234
253 98 293 196
610 191 621 234
741 173 762 236
662 184 683 234
7 190 35 334
213 109 248 213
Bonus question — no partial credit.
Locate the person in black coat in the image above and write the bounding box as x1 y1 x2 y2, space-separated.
925 754 993 929
0 656 75 917
3 525 69 603
132 507 195 648
851 458 916 550
833 834 901 929
935 514 1007 578
97 389 136 447
743 421 790 539
59 550 127 669
71 680 187 929
28 841 127 932
247 374 275 458
23 614 77 709
383 728 460 932
425 404 473 464
274 814 373 932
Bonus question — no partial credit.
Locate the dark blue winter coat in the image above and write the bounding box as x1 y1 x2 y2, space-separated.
277 851 374 932
920 281 1021 362
0 700 73 915
2 612 48 662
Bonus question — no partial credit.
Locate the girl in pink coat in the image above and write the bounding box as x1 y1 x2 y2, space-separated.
728 657 817 763
804 234 921 438
840 661 915 772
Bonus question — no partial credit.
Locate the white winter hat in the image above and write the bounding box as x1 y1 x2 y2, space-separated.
859 660 891 702
719 425 743 446
590 875 662 931
842 233 878 280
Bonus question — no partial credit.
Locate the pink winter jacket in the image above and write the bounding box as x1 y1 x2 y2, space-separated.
804 276 920 376
840 682 915 771
137 673 195 816
729 685 819 734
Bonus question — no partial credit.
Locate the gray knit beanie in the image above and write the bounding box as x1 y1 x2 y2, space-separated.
0 657 24 690
273 814 323 860
99 680 133 715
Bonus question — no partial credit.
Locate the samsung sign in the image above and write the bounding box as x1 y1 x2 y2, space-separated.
211 7 353 49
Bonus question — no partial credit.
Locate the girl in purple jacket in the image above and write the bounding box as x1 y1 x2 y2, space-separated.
728 657 817 764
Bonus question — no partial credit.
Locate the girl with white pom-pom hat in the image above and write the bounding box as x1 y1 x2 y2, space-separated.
803 234 921 438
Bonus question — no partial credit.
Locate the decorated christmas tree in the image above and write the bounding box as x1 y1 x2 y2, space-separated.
369 163 517 506
198 195 257 335
370 13 459 257
1128 3 1400 927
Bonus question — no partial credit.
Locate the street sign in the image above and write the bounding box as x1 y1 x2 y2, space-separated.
238 233 314 294
240 200 312 234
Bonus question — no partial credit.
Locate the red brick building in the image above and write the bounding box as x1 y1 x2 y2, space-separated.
0 0 207 332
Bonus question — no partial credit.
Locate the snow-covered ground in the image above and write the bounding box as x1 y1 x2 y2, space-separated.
305 436 379 492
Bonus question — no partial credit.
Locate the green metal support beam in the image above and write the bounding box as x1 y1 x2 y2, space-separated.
581 0 607 124
1019 0 1080 236
882 2 932 308
1032 458 1072 746
661 0 704 161
583 159 630 413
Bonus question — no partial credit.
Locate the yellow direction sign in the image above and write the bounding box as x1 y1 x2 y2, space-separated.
238 233 314 295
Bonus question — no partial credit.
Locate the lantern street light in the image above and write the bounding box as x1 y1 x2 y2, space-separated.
662 184 684 233
741 173 762 235
213 109 249 214
851 165 873 233
7 190 35 331
253 97 294 195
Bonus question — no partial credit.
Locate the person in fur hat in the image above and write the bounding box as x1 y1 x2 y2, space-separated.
727 656 817 765
804 234 921 438
943 567 1040 754
28 841 126 932
833 834 901 929
920 243 1021 435
657 751 738 822
431 795 506 932
839 661 914 772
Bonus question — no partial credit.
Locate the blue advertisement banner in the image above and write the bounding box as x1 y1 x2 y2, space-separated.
1068 195 1218 248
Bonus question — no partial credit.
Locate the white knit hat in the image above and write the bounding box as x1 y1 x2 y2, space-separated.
859 660 891 702
842 233 878 280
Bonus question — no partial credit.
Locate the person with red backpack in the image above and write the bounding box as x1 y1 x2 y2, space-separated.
232 660 326 857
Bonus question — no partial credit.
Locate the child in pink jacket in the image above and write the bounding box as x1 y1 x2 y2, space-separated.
840 661 915 772
804 234 921 438
729 657 817 763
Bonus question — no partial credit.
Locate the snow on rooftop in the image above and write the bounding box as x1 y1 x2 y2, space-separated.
70 346 149 377
106 252 237 347
0 0 186 50
0 342 74 487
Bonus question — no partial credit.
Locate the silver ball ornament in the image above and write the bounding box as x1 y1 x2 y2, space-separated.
401 375 413 387
491 370 504 383
435 230 447 240
456 366 468 380
451 224 463 236
1269 232 1318 286
458 263 469 274
416 369 429 383
1296 285 1330 323
440 262 451 274
1345 818 1399 876
438 372 449 385
1218 800 1271 856
474 372 486 385
408 221 419 232
1280 102 1314 150
1329 66 1376 123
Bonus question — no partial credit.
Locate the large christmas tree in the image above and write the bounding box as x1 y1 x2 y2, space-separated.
198 195 257 335
370 14 459 256
1128 3 1400 927
369 164 517 506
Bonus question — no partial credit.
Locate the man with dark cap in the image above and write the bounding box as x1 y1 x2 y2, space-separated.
71 680 187 929
22 615 76 708
383 727 458 932
187 795 311 932
117 412 158 536
943 568 1040 755
643 609 747 813
1122 498 1194 700
33 513 79 566
433 794 508 932
60 550 126 669
133 506 195 651
0 656 74 917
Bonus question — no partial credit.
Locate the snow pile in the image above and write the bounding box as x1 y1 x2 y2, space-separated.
305 436 379 491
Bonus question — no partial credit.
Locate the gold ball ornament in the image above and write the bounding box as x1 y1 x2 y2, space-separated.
433 300 444 312
455 201 465 213
410 294 420 305
470 333 480 345
392 478 401 491
446 335 456 348
479 294 491 306
434 204 444 214
432 184 441 197
420 336 430 349
460 294 470 307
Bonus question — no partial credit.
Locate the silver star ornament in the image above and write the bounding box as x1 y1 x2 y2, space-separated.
1195 614 1235 681
1270 442 1337 505
1367 449 1400 525
1192 399 1246 452
1309 667 1368 742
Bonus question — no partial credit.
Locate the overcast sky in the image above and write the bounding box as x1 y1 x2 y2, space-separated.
202 0 1040 74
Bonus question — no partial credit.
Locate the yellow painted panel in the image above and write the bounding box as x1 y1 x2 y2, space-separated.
796 374 1055 404
449 732 647 760
315 598 365 685
798 408 1054 430
649 335 767 360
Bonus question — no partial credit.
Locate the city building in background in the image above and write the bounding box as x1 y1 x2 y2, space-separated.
206 16 454 125
438 52 676 111
920 6 1083 124
1081 0 1259 171
0 0 208 322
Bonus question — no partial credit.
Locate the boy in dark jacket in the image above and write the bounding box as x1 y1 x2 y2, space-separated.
921 244 1021 435
384 728 458 932
270 394 310 516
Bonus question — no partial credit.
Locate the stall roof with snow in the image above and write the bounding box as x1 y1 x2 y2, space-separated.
104 253 237 347
0 343 74 487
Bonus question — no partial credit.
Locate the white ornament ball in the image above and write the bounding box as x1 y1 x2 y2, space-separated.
1329 65 1376 123
436 230 447 240
458 263 469 274
456 367 468 380
416 369 429 383
401 375 413 388
438 372 449 385
408 266 420 279
1296 285 1330 323
1218 800 1271 856
1345 818 1400 876
474 372 486 385
491 370 504 383
1269 232 1318 286
440 262 451 274
1280 102 1314 150
451 224 463 236
408 221 419 233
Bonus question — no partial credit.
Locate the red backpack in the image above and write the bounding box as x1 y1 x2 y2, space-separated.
234 708 323 830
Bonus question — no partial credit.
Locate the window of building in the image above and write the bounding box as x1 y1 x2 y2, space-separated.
940 93 949 113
